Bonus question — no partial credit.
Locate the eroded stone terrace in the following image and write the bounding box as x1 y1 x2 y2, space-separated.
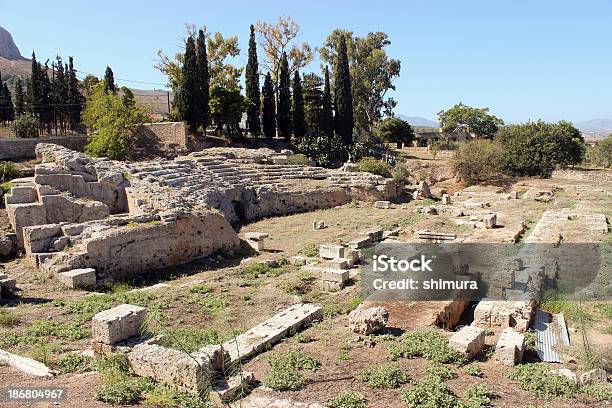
4 144 398 282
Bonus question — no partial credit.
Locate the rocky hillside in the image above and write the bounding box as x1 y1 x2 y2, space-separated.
0 26 24 60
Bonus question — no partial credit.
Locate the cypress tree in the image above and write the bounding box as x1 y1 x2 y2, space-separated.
322 66 334 139
195 29 210 132
14 78 25 116
40 62 53 133
277 52 291 138
245 24 261 136
292 70 305 140
104 66 116 94
175 36 199 132
261 72 276 138
1 84 14 123
0 70 4 124
333 36 353 145
53 56 67 133
66 57 83 131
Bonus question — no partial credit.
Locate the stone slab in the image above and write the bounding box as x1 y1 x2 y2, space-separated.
449 325 485 359
58 268 96 289
92 304 147 346
319 244 346 259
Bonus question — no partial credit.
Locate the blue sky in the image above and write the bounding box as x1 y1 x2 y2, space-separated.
3 0 611 123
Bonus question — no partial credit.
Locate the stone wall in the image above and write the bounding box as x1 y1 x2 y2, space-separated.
134 122 188 154
0 135 88 161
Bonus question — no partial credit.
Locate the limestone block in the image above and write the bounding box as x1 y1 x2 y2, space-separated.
92 304 147 346
483 213 497 229
0 233 16 257
127 344 211 394
348 307 389 335
288 256 309 266
191 344 229 372
319 244 346 259
449 326 485 359
414 181 431 199
58 268 96 289
321 268 349 284
326 258 350 269
214 371 255 402
375 200 391 209
0 349 56 378
363 228 384 242
549 368 577 383
247 239 265 252
348 236 371 249
494 328 525 366
580 368 607 385
244 232 269 241
442 194 451 205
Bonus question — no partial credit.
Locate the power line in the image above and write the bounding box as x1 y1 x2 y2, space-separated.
75 69 168 87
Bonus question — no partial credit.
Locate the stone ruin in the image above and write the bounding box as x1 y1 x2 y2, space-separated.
3 144 398 286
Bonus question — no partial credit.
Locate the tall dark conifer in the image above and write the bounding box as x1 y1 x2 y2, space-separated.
1 84 14 123
175 36 199 132
261 72 276 138
40 62 53 133
322 66 334 139
333 36 353 145
292 70 305 140
104 66 116 94
277 52 291 138
14 78 25 116
195 29 210 132
66 57 83 131
245 24 261 136
53 56 67 133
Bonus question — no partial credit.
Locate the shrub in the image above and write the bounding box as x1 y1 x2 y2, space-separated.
11 113 39 138
0 309 20 327
391 162 410 184
427 364 456 380
587 135 612 168
452 139 507 185
328 391 367 408
356 157 392 177
581 384 612 401
156 327 230 353
189 284 213 294
54 353 91 374
278 270 316 295
464 363 484 377
387 328 466 364
27 320 90 340
301 242 319 257
359 362 408 389
458 384 493 408
401 375 457 408
0 161 22 183
96 372 144 405
296 132 349 169
242 262 273 277
497 120 585 177
507 363 579 399
263 350 320 391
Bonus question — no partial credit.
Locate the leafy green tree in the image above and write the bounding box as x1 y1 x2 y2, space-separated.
245 24 261 136
80 74 100 98
302 73 323 133
11 113 39 138
374 117 414 149
322 67 334 139
587 135 612 168
452 139 507 184
333 36 353 145
103 66 116 94
292 70 305 140
195 29 210 132
296 132 348 168
14 78 25 116
277 52 291 138
174 36 199 132
496 120 586 177
209 85 248 138
1 83 14 123
438 103 503 138
83 83 149 160
261 72 276 138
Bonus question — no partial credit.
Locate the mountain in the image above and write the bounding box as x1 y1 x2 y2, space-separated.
574 118 612 133
0 26 24 60
396 115 439 128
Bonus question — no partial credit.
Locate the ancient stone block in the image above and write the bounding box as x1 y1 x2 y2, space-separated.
321 268 349 284
494 328 525 366
325 258 350 269
449 326 485 359
246 239 265 252
483 213 497 229
442 194 451 205
349 236 371 249
580 368 607 385
549 368 577 383
348 307 389 335
214 371 255 402
58 268 96 289
127 344 211 394
92 304 147 346
363 228 384 242
245 232 269 241
375 200 391 209
319 244 346 259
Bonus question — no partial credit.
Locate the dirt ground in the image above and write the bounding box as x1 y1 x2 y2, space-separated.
0 160 610 407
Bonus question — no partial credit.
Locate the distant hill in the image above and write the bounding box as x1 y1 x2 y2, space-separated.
0 26 25 60
574 118 612 133
396 115 439 128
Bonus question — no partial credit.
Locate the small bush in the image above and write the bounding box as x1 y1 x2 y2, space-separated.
11 113 39 138
458 384 493 408
27 320 91 340
0 161 22 183
507 363 579 399
242 262 274 277
391 162 410 184
401 375 457 408
452 139 507 185
93 354 130 374
327 391 367 408
156 327 230 353
301 242 319 257
581 384 612 401
387 328 466 365
277 270 316 295
54 353 91 374
0 309 20 327
263 365 307 391
464 363 484 377
189 284 213 294
359 362 408 389
268 349 320 371
96 372 144 405
356 157 392 177
427 364 456 380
